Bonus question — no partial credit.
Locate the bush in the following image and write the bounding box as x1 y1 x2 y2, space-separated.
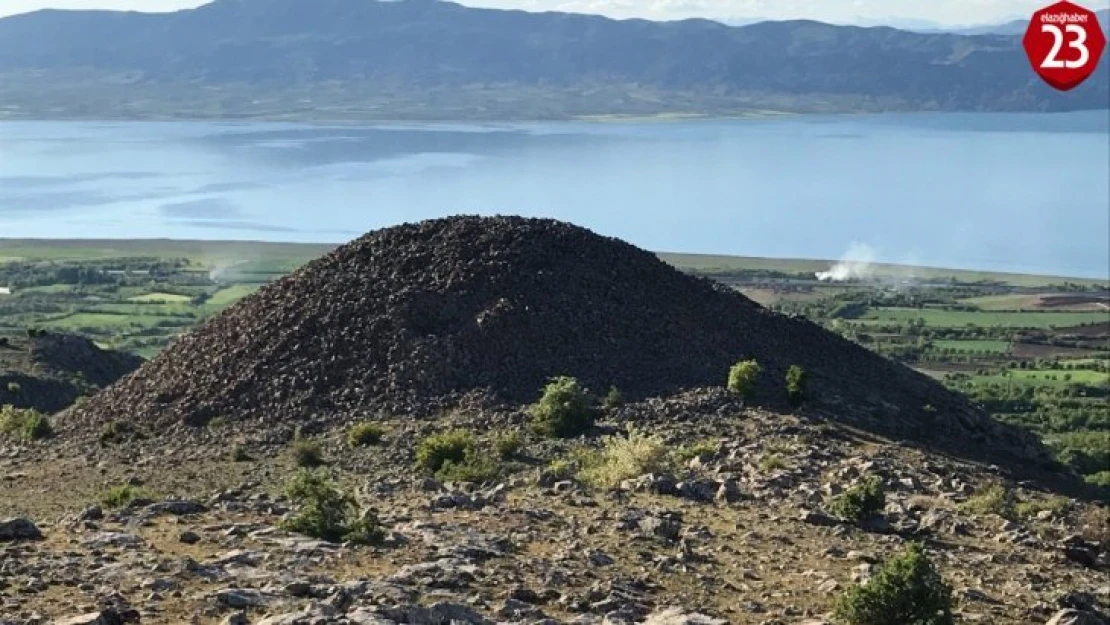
416 430 476 473
101 485 150 508
280 469 383 545
785 365 807 405
291 439 325 468
603 386 623 410
437 454 500 484
675 439 718 463
494 431 525 460
0 406 52 441
348 422 386 447
530 376 596 438
100 420 145 444
830 476 886 523
759 453 789 472
5 382 20 394
959 483 1015 520
579 427 669 490
230 444 252 462
727 359 762 399
833 542 954 625
1084 471 1110 488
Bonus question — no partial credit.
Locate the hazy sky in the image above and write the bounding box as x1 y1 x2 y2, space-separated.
0 0 1107 25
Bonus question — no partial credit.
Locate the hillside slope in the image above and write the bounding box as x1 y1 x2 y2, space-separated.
0 0 1105 119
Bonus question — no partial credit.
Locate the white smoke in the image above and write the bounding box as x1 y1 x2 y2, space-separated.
816 242 878 282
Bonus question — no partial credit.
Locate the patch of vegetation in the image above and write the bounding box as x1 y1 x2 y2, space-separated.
675 439 718 463
207 416 228 429
347 422 385 447
529 376 596 438
1014 495 1070 520
579 427 669 490
833 542 954 625
603 385 623 410
727 359 762 399
436 454 501 483
229 444 252 462
959 483 1016 520
830 476 886 524
280 469 383 545
785 364 807 405
1084 471 1110 488
99 419 146 443
5 382 20 394
0 405 53 441
291 438 325 468
416 430 476 473
101 484 151 508
758 453 790 472
494 431 525 460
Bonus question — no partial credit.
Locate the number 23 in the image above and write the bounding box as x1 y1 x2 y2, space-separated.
1041 24 1090 69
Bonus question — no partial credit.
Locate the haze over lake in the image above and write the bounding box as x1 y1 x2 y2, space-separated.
2 112 1107 278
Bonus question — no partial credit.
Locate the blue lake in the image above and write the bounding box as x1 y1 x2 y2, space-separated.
1 112 1107 278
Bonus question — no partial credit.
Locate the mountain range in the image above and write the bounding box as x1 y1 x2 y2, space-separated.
0 0 1106 120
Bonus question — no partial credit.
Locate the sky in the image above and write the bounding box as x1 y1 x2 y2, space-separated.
0 0 1108 26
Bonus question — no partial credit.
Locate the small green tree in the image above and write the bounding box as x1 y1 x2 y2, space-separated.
494 431 525 459
529 376 595 438
830 476 886 524
416 430 476 472
727 360 762 399
833 543 954 625
281 469 382 545
785 365 807 405
603 386 624 411
347 422 386 447
0 406 52 441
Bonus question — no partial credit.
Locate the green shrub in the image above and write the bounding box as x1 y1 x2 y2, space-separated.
280 469 383 545
544 458 578 482
416 430 476 473
436 455 500 484
0 406 52 441
494 431 525 460
603 386 623 410
207 416 228 429
101 485 150 508
579 427 669 490
291 439 325 468
785 365 807 405
833 542 953 625
530 376 596 438
675 439 718 463
5 382 20 394
348 422 386 447
1084 471 1110 488
759 453 789 472
1015 496 1070 520
99 420 145 444
230 444 252 462
727 359 762 399
959 483 1015 520
830 476 886 523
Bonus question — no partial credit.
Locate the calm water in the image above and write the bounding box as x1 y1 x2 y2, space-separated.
1 112 1108 278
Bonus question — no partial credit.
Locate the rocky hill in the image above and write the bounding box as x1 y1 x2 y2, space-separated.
0 0 1105 119
0 330 143 413
65 216 1048 471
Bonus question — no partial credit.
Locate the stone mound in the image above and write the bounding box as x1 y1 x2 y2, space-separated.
65 216 1046 464
0 331 143 413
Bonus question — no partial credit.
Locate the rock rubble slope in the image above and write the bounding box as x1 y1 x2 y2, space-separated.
67 216 1044 466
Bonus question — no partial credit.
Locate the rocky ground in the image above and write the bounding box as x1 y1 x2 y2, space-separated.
2 393 1107 625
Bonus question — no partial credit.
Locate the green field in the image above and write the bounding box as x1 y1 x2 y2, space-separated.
932 340 1011 354
128 292 192 303
207 285 260 308
861 307 1109 328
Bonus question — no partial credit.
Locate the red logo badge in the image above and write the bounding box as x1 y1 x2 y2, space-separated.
1023 1 1107 91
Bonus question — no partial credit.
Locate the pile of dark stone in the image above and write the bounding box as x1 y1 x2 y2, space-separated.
65 216 1045 465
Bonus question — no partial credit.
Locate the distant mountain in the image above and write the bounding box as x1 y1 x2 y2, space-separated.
951 9 1110 35
0 0 1105 120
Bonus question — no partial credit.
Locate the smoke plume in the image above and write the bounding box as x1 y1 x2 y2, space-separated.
815 242 878 282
